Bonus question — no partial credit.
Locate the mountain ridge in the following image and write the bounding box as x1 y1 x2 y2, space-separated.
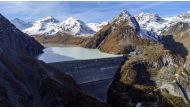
12 17 107 36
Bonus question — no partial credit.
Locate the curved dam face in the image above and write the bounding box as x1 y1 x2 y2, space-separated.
49 56 124 102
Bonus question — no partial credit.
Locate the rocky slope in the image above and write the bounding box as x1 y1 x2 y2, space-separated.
107 43 190 106
33 32 92 46
0 13 105 106
80 10 158 53
79 10 190 106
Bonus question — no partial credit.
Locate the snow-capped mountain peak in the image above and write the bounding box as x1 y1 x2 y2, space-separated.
59 17 95 36
135 12 168 36
23 16 60 35
111 10 140 31
136 12 165 23
64 17 79 23
111 10 133 23
120 10 132 16
37 16 59 23
60 17 83 27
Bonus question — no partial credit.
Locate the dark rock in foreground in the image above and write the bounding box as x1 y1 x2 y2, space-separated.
0 14 44 57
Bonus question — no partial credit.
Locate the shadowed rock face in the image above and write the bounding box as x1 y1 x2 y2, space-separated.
0 14 44 57
162 22 190 59
0 14 105 106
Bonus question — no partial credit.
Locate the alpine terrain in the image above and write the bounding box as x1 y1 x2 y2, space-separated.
3 7 190 107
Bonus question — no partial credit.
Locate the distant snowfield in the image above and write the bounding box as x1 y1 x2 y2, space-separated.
38 46 121 63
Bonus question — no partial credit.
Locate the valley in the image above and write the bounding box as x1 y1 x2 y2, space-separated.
1 2 190 106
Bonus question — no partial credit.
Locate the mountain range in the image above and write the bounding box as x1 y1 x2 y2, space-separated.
1 9 190 106
11 11 190 40
79 10 190 106
11 16 107 36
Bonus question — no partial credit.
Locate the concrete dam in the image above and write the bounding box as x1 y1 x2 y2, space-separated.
49 56 125 102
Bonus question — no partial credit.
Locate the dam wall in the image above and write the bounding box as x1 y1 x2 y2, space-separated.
49 56 125 101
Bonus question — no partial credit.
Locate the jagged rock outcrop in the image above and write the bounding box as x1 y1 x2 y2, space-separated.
0 14 105 106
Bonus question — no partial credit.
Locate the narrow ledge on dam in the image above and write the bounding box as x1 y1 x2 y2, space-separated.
48 56 125 102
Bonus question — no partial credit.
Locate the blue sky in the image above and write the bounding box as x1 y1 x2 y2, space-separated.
0 1 190 23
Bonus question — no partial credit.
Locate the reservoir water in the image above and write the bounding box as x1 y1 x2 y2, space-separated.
38 46 120 63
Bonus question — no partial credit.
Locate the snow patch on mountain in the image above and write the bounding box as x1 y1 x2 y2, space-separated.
87 22 107 32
